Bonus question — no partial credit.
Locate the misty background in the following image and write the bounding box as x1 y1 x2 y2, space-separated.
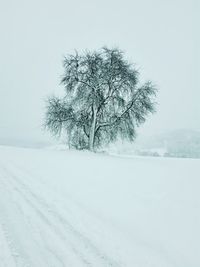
0 0 198 151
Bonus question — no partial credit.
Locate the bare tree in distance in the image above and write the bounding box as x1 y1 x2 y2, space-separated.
45 47 157 151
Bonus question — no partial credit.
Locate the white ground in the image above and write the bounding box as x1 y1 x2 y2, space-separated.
0 145 199 267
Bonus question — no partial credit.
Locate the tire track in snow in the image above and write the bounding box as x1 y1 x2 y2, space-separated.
0 176 31 267
1 169 65 267
8 160 125 266
0 165 91 267
1 163 122 267
0 222 30 267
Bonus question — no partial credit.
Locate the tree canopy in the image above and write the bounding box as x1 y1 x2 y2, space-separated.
45 47 157 151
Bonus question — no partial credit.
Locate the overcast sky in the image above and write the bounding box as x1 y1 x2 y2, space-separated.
0 0 198 143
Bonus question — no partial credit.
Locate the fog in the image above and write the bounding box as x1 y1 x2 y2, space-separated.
0 0 198 144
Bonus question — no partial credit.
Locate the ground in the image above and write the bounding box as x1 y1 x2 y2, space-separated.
0 145 199 267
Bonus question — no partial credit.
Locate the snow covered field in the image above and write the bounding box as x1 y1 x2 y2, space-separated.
0 145 199 267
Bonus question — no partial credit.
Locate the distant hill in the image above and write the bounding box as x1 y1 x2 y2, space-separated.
0 136 52 148
135 129 200 158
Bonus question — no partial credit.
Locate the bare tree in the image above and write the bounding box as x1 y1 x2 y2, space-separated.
45 47 157 151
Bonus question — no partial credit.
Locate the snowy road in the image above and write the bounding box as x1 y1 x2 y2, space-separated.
0 157 122 267
0 145 200 266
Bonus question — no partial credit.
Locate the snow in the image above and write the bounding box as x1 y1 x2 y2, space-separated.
0 145 199 267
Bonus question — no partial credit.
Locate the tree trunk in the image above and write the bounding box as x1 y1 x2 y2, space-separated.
89 107 97 151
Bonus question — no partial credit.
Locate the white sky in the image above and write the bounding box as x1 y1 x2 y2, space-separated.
0 0 198 142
